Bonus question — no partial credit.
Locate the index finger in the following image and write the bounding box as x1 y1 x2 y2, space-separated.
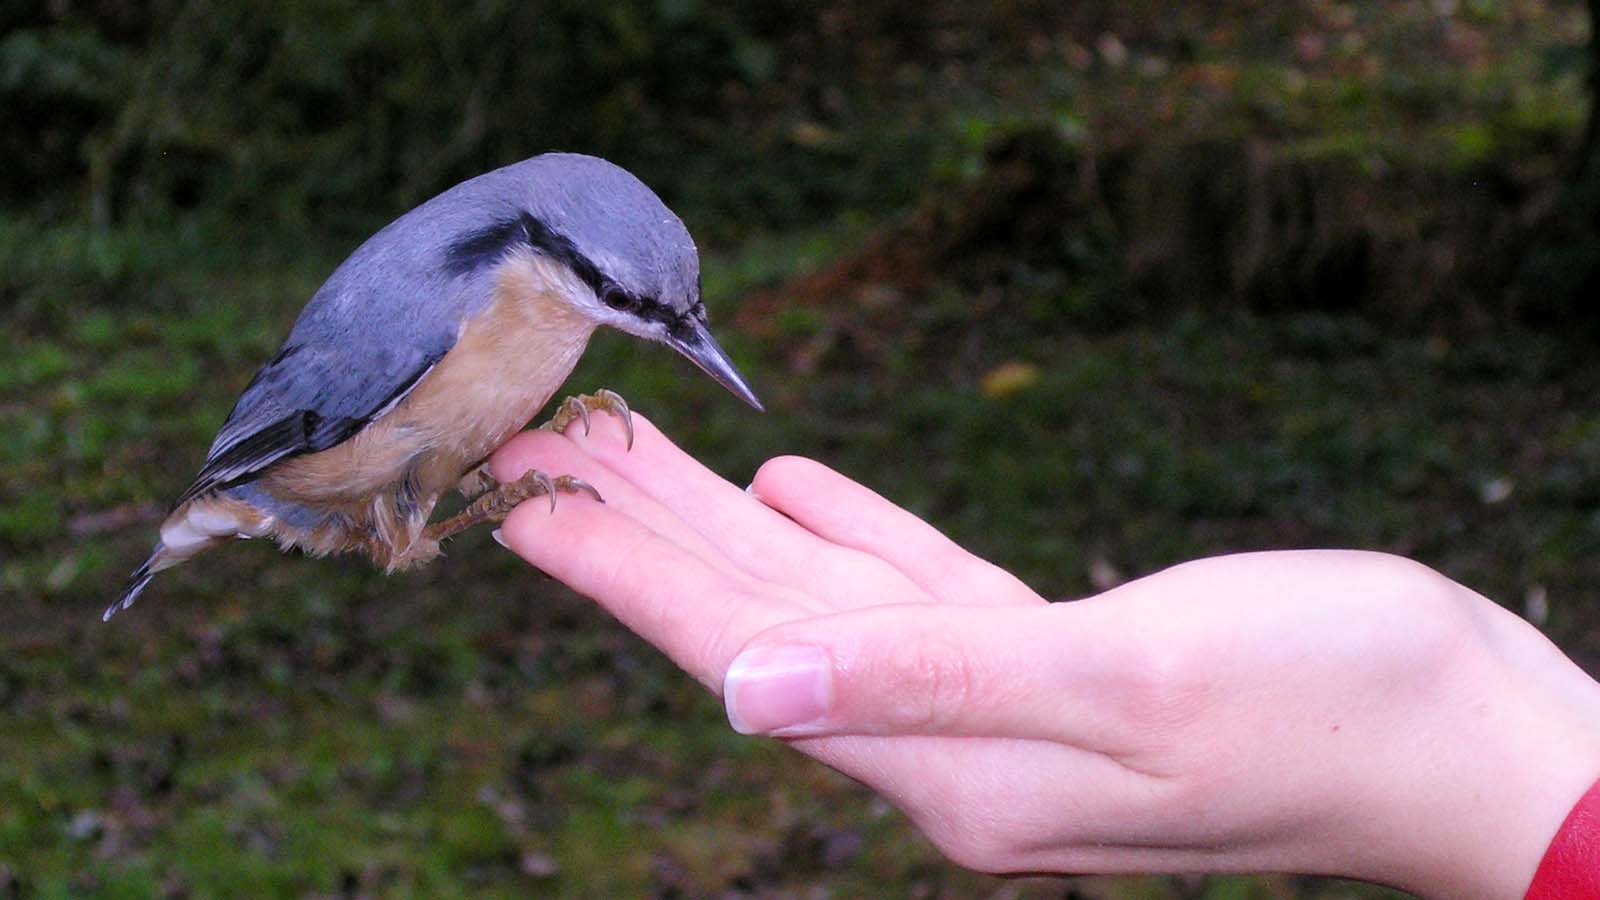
546 412 851 588
498 494 808 689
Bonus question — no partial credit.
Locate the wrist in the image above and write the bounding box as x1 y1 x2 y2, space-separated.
1399 712 1599 899
1350 596 1600 898
1525 776 1600 899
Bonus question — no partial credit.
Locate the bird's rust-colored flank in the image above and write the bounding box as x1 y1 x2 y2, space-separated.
165 249 597 571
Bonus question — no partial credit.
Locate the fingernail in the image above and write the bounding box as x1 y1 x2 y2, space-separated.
744 482 757 495
490 528 508 548
723 645 831 736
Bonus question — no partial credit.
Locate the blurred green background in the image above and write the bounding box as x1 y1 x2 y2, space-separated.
4 1 1600 896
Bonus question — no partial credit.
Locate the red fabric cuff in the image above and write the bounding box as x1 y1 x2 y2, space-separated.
1526 776 1600 899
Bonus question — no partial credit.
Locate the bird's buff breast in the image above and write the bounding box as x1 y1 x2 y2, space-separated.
265 282 594 505
186 257 597 568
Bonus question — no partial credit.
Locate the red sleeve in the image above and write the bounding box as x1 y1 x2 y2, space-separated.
1526 776 1600 900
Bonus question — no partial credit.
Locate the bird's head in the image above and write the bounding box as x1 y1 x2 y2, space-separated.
443 153 762 411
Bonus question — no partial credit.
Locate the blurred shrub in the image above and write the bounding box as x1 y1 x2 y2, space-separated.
4 0 1595 320
2 1 774 223
2 0 1073 238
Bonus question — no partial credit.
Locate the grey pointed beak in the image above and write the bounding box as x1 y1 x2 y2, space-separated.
666 321 764 412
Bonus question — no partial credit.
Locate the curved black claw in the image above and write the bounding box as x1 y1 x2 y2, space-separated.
595 389 634 451
518 470 604 515
539 389 634 451
562 396 592 435
532 471 557 513
553 474 604 505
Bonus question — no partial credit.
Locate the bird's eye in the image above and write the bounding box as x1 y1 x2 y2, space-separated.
601 287 634 311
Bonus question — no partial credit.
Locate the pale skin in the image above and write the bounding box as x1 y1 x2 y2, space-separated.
487 413 1600 900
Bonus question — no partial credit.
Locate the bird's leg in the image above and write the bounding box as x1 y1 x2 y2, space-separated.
538 389 634 450
457 463 497 500
458 388 632 502
425 389 629 545
425 469 602 544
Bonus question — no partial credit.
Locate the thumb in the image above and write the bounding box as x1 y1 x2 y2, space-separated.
721 602 1145 748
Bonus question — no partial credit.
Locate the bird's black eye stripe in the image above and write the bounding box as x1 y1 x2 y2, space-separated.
447 211 689 327
634 297 685 330
444 211 606 299
667 310 699 341
518 212 606 294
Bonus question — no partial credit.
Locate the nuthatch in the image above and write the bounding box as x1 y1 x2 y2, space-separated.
107 153 762 620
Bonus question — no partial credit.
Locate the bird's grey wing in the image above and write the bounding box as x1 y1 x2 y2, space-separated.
173 292 459 508
171 160 528 509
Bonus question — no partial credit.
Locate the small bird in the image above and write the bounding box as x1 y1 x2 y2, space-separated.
107 153 762 620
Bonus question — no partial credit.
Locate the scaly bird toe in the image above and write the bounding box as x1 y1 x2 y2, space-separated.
551 474 603 509
538 389 634 451
496 470 603 517
424 468 604 545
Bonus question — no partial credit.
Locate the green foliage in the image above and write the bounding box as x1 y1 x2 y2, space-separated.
0 0 948 239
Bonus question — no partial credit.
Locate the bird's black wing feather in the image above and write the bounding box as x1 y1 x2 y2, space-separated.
172 268 466 508
172 342 448 508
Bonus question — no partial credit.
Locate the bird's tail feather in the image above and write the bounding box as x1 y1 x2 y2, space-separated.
104 555 157 622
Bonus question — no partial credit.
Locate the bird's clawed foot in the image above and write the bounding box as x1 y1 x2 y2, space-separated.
425 468 603 544
501 470 603 515
428 390 627 546
539 389 634 450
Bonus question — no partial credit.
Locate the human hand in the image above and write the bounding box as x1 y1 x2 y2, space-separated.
489 415 1600 899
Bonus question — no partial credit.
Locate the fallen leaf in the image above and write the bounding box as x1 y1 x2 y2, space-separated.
979 361 1040 398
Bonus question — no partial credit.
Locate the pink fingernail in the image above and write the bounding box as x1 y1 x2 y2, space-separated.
723 645 831 736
